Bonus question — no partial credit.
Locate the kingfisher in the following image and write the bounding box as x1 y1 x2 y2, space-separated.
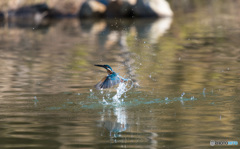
94 64 128 90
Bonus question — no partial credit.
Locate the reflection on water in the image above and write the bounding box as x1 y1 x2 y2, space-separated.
1 2 240 148
98 106 128 138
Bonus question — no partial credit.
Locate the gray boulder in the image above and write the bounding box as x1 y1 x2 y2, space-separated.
133 0 173 17
105 0 136 18
7 3 49 25
50 0 85 17
79 0 106 18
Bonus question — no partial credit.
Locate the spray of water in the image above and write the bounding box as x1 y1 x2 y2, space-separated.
112 83 126 103
110 79 133 105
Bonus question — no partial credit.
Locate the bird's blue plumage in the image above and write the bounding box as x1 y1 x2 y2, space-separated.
94 64 128 90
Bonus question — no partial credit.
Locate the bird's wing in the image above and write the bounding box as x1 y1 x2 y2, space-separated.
95 75 121 90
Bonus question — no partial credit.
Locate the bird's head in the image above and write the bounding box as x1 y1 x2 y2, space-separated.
95 64 113 73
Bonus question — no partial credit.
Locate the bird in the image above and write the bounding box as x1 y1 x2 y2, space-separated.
94 64 128 90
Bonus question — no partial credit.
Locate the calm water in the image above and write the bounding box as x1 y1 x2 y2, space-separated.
1 2 240 149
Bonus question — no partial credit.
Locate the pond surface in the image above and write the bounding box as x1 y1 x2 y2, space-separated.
0 2 240 149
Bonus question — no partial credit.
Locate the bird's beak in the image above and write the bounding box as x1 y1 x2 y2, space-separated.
94 64 105 68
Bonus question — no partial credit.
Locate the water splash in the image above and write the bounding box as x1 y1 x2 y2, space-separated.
149 74 152 78
180 92 186 105
165 97 168 104
112 80 133 104
33 96 38 106
181 92 185 99
47 82 205 111
203 88 206 97
102 97 109 105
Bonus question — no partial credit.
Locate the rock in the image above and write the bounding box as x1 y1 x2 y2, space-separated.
8 4 49 23
133 0 173 17
97 0 109 6
15 3 49 14
7 2 81 19
6 3 54 27
44 8 63 18
0 11 4 20
50 0 85 17
105 0 136 18
78 0 106 18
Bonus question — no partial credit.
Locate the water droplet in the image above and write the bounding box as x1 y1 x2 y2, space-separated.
203 88 206 97
102 97 108 105
181 92 185 97
33 96 38 106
